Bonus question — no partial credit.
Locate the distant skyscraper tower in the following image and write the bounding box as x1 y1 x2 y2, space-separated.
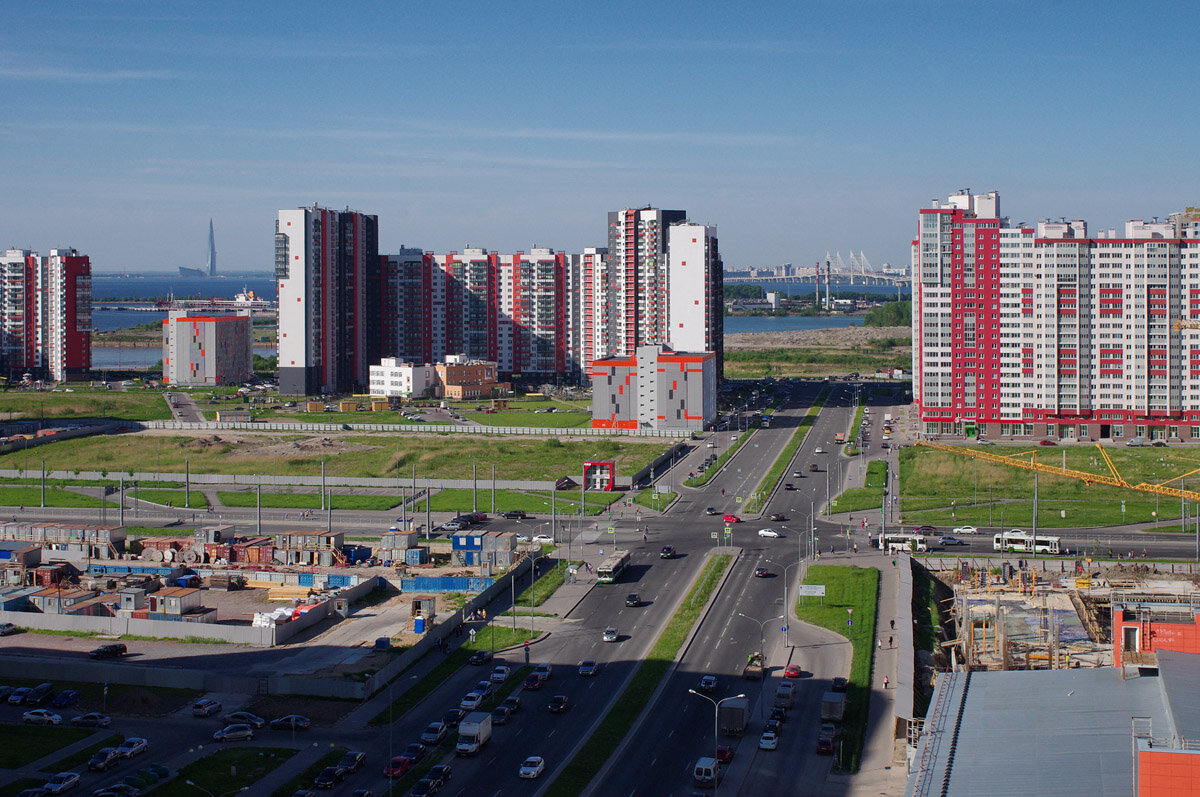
207 219 216 276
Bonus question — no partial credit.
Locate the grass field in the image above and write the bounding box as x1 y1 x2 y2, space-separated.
724 342 910 379
833 460 887 514
0 486 117 509
899 444 1200 528
134 488 209 508
0 723 94 768
544 554 732 796
633 488 676 510
0 389 171 421
271 747 346 797
514 559 583 609
0 431 667 481
155 747 297 796
795 565 880 772
461 410 592 427
217 490 401 511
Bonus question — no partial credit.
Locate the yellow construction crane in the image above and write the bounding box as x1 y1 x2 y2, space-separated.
914 440 1200 502
1173 319 1200 331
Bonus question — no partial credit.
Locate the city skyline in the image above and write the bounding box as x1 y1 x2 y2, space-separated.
3 2 1197 273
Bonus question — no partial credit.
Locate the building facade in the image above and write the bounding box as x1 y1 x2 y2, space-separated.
162 312 252 386
275 206 380 395
590 344 717 431
0 247 91 382
913 192 1200 441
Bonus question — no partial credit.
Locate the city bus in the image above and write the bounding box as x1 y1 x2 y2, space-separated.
992 529 1060 554
597 550 631 584
877 533 928 553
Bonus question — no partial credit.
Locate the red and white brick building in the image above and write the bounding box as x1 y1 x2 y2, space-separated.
913 191 1200 442
0 247 91 383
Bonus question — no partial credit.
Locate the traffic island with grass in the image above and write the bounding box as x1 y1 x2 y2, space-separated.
156 747 297 796
795 564 880 772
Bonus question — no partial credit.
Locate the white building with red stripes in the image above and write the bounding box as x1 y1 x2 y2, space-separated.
913 191 1200 442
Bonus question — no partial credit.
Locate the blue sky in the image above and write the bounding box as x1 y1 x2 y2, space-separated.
2 1 1196 273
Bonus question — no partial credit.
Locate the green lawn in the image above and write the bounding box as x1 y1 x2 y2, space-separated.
795 565 880 772
154 748 297 796
2 432 666 482
900 445 1200 528
0 389 171 421
633 488 676 511
833 460 887 514
271 748 346 797
0 486 117 509
0 724 94 768
461 410 592 428
134 488 209 508
544 554 732 795
216 490 401 511
514 560 582 609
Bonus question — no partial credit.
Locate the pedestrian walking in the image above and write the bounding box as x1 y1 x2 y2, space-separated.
853 543 858 553
888 635 893 647
890 619 895 630
877 638 882 650
883 675 889 688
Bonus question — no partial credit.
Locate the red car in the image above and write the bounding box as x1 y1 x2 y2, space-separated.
722 514 741 524
715 745 734 764
783 664 802 678
384 756 411 778
523 674 544 691
1039 439 1057 446
816 735 834 755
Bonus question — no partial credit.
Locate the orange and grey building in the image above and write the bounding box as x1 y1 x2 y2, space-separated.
590 344 716 431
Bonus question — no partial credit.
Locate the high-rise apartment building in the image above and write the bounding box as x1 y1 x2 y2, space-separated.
0 247 91 382
913 191 1200 442
162 312 251 386
588 209 723 373
275 206 380 395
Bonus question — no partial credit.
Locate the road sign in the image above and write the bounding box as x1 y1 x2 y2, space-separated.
724 531 731 538
711 532 718 538
468 629 476 642
736 496 743 503
795 585 826 597
847 618 853 627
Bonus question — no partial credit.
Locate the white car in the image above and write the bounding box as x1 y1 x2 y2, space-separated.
23 709 62 725
953 525 978 535
116 737 148 758
43 772 81 793
514 534 530 543
814 447 824 454
757 528 782 538
602 626 618 642
759 731 779 750
531 534 554 545
491 665 512 683
519 755 546 779
459 691 487 711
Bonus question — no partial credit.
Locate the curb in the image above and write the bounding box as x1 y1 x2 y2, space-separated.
579 546 743 796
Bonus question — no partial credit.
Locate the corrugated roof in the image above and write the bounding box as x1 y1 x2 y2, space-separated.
1156 650 1200 740
909 667 1169 797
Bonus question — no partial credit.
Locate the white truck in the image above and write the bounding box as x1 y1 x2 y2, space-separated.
455 711 492 755
883 412 893 424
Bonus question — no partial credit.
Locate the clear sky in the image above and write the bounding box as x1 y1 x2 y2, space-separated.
3 1 1196 273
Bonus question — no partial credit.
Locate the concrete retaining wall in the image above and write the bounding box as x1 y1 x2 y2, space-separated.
0 607 276 645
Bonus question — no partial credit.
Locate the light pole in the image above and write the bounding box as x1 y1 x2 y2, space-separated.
767 558 801 647
738 611 783 718
529 550 544 638
688 689 746 793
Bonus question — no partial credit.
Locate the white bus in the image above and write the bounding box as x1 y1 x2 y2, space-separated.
877 533 928 553
597 550 631 584
992 529 1060 554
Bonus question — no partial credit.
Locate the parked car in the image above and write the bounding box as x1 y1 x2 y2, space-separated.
192 698 222 717
70 713 112 728
0 622 18 636
116 737 148 758
51 690 81 708
472 680 495 698
468 650 493 666
313 766 344 789
269 714 311 731
490 665 511 684
223 711 266 728
397 743 426 765
1039 439 1057 446
715 745 734 764
23 709 62 726
501 695 521 713
426 764 453 787
42 773 80 794
88 643 127 660
213 724 254 742
25 683 54 705
87 748 121 772
441 708 465 728
459 692 486 711
501 510 527 519
383 757 411 779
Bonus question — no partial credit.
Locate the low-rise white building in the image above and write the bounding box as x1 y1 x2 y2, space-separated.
368 358 436 398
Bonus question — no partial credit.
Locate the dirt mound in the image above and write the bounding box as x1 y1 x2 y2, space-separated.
725 324 910 350
233 436 377 461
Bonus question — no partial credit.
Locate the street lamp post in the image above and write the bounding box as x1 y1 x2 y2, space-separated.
767 558 801 647
529 550 543 638
688 689 746 793
737 611 784 718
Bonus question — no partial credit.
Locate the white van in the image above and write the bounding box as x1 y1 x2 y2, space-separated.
693 756 720 788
